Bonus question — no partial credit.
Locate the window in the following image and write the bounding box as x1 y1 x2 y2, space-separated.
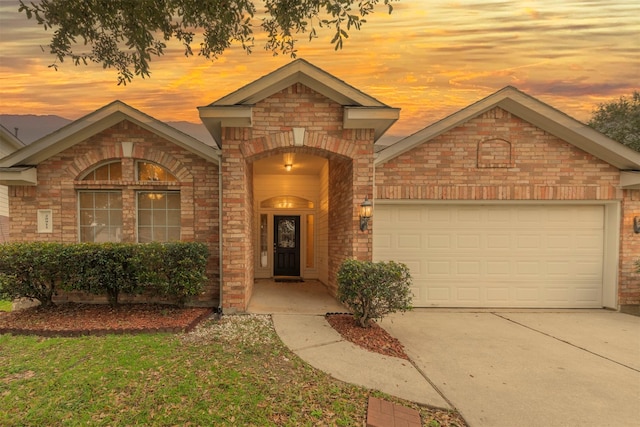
78 161 182 243
137 191 181 242
137 161 177 182
82 161 122 181
260 195 314 209
79 191 123 242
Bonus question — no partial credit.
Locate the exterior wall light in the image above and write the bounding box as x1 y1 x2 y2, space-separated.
634 216 640 234
359 197 373 231
283 153 295 172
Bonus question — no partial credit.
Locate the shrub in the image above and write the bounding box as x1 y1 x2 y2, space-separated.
0 242 68 307
0 242 209 307
337 259 413 328
64 243 143 306
136 242 208 306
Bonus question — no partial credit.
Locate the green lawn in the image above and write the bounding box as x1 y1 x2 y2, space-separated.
0 300 11 312
0 315 465 426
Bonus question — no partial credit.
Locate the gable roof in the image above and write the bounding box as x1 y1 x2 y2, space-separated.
375 86 640 171
198 59 400 146
0 124 25 154
0 101 220 169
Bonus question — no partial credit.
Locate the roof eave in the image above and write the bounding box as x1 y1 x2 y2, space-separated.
198 105 253 148
0 101 220 167
343 107 401 142
376 87 640 170
0 167 37 185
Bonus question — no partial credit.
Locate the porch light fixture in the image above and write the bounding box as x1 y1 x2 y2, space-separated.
634 216 640 234
283 153 295 172
359 197 373 231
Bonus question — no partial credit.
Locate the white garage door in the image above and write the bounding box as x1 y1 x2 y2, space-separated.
373 204 605 308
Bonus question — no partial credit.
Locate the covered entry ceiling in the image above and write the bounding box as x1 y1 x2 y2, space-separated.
374 204 605 308
253 153 327 175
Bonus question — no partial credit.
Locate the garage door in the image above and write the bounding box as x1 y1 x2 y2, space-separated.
373 204 604 308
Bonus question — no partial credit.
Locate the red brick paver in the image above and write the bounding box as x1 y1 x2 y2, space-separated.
367 396 421 427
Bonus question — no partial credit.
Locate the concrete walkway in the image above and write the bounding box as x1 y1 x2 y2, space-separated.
271 313 451 409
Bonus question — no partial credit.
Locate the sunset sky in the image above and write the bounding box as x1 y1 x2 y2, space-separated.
0 0 638 141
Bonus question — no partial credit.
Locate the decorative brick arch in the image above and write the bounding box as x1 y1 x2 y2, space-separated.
240 129 361 161
71 144 194 182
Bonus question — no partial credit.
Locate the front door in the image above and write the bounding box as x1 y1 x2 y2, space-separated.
274 215 300 276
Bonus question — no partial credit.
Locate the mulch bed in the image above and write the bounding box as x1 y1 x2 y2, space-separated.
0 304 409 362
0 303 212 337
326 313 410 360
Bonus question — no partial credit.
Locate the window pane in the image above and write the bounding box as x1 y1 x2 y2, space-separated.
79 193 94 209
94 164 109 180
166 193 180 209
109 192 122 209
94 193 110 209
167 210 181 227
82 161 121 181
306 214 315 268
138 193 153 209
78 191 122 242
137 162 177 182
153 228 166 242
167 227 181 241
109 162 122 180
138 209 152 226
137 191 180 243
152 210 167 226
138 227 152 243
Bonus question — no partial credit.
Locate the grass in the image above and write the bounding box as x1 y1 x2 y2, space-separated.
0 315 465 426
0 300 11 312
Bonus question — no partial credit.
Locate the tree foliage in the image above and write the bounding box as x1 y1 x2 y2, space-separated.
18 0 398 85
588 91 640 152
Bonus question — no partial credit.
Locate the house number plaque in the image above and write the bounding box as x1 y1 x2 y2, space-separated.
37 209 53 233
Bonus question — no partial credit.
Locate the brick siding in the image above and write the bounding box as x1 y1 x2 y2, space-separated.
8 120 220 306
620 189 640 311
376 107 637 311
219 83 374 311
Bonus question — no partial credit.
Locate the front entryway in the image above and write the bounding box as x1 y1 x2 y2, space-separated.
274 215 300 276
247 279 346 314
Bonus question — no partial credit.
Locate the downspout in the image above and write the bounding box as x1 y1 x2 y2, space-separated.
218 152 223 314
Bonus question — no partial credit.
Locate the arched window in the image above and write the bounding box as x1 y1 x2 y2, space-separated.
81 161 122 181
260 196 314 209
77 160 181 243
137 161 177 182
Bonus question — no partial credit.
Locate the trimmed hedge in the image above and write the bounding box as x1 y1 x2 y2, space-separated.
337 259 413 328
0 242 208 306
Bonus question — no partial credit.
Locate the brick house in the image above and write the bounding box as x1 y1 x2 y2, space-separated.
1 59 639 314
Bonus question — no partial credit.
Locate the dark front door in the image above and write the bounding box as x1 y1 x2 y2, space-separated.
274 215 300 277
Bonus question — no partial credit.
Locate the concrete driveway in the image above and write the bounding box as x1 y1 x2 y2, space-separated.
380 310 640 427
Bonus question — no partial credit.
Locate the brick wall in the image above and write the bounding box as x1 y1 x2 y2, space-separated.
8 120 220 306
376 108 620 200
219 83 375 310
620 189 640 313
